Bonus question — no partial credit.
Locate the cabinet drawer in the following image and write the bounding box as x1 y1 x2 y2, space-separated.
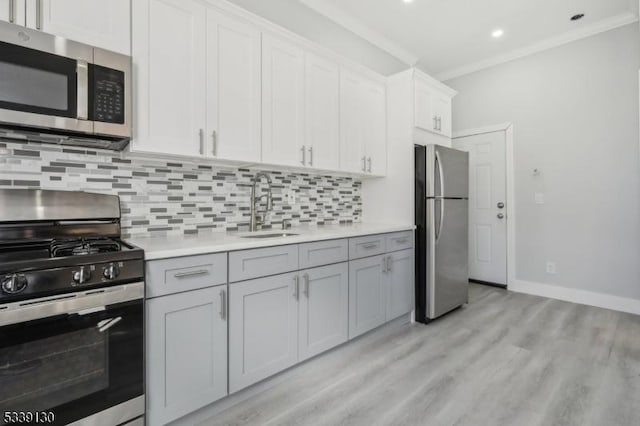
146 253 228 298
349 234 386 260
299 239 348 269
229 245 299 282
386 231 413 252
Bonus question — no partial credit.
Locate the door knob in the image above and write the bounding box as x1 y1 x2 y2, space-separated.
497 202 505 209
497 213 505 219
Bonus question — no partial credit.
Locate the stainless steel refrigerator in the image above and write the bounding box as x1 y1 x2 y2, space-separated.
415 144 469 322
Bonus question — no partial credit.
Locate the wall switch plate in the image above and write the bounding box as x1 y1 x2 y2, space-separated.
535 193 545 204
546 262 557 274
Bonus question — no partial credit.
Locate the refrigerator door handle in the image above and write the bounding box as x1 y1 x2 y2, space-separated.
435 198 444 243
435 150 445 198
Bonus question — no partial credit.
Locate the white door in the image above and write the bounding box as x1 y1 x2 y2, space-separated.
453 131 507 285
146 285 228 425
262 34 305 167
305 53 340 170
432 94 452 137
362 79 386 176
132 0 206 157
228 272 299 393
206 9 261 162
1 0 26 25
39 0 131 54
299 263 348 361
339 69 365 173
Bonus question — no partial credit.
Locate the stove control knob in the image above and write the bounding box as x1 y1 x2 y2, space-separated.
2 274 28 294
72 266 91 285
103 263 120 280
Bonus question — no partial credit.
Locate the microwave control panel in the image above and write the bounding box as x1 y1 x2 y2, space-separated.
88 64 125 124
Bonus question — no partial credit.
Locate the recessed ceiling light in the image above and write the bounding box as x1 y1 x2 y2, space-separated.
403 0 414 3
571 13 585 21
492 29 504 38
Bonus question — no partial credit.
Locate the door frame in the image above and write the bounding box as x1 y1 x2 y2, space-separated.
452 122 516 288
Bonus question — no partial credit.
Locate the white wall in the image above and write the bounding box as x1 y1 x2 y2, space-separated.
446 24 640 300
227 0 407 76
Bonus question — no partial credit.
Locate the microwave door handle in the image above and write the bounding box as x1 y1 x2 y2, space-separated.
77 61 89 121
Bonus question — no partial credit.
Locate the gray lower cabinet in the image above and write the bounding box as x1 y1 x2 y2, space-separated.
299 262 349 361
229 272 299 393
386 249 414 320
146 285 228 425
348 254 388 339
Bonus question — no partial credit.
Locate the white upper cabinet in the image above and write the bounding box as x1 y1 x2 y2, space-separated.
132 0 207 157
304 53 340 171
340 68 386 176
0 0 25 25
413 71 455 138
206 8 261 162
38 0 131 54
262 34 305 167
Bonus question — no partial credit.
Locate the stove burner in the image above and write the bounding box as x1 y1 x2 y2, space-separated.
50 238 121 258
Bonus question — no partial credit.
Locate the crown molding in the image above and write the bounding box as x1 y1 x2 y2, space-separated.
436 12 639 81
299 0 419 66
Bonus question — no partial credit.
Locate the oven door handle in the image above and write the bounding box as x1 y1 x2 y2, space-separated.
0 282 144 327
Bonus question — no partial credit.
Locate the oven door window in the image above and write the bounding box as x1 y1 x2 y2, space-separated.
0 300 143 425
0 41 77 118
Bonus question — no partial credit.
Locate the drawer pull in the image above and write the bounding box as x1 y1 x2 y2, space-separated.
362 243 378 250
174 269 209 278
395 238 409 244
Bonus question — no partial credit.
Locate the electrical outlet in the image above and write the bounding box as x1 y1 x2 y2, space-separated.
535 193 545 204
546 262 557 274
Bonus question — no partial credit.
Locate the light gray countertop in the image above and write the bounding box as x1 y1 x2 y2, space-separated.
129 223 415 261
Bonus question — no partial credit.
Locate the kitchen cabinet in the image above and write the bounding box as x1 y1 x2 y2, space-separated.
348 254 388 339
206 8 261 162
146 252 228 298
340 68 387 176
385 249 414 320
1 0 130 54
304 53 340 171
146 285 228 425
299 262 349 361
262 34 305 167
229 272 299 393
413 71 454 138
132 0 207 157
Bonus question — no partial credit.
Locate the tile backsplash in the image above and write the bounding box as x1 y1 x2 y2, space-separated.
0 141 362 237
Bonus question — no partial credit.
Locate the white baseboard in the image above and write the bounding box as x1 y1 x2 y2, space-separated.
509 280 640 315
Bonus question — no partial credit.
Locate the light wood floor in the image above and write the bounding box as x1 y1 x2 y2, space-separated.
201 284 640 426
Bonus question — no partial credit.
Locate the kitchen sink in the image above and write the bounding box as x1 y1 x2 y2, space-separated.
238 232 299 239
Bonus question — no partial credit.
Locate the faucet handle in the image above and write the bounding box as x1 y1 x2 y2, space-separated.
282 219 291 230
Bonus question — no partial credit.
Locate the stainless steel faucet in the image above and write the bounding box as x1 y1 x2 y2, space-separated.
250 172 273 232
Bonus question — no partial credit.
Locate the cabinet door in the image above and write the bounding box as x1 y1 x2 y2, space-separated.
132 0 206 157
362 79 386 176
0 0 25 25
206 9 261 162
414 77 436 132
339 69 365 173
229 272 299 393
432 93 452 137
305 53 340 171
299 263 348 361
387 249 414 320
146 285 228 425
39 0 130 54
348 254 388 339
262 34 305 167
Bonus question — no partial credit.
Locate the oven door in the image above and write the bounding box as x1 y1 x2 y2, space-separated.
0 23 93 135
0 283 144 426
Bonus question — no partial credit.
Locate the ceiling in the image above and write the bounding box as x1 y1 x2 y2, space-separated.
300 0 639 80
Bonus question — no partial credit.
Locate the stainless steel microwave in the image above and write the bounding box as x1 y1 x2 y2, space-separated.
0 21 131 150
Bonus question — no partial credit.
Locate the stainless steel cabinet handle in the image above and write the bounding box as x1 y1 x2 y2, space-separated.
308 146 313 167
199 129 204 155
433 116 437 130
438 117 442 131
361 156 366 172
219 289 226 320
395 238 409 244
212 131 217 156
174 269 209 278
497 202 505 209
382 257 387 273
497 213 505 219
9 0 15 23
367 157 372 173
303 273 309 298
300 146 306 165
293 275 299 300
362 243 378 250
387 256 392 272
36 0 42 29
